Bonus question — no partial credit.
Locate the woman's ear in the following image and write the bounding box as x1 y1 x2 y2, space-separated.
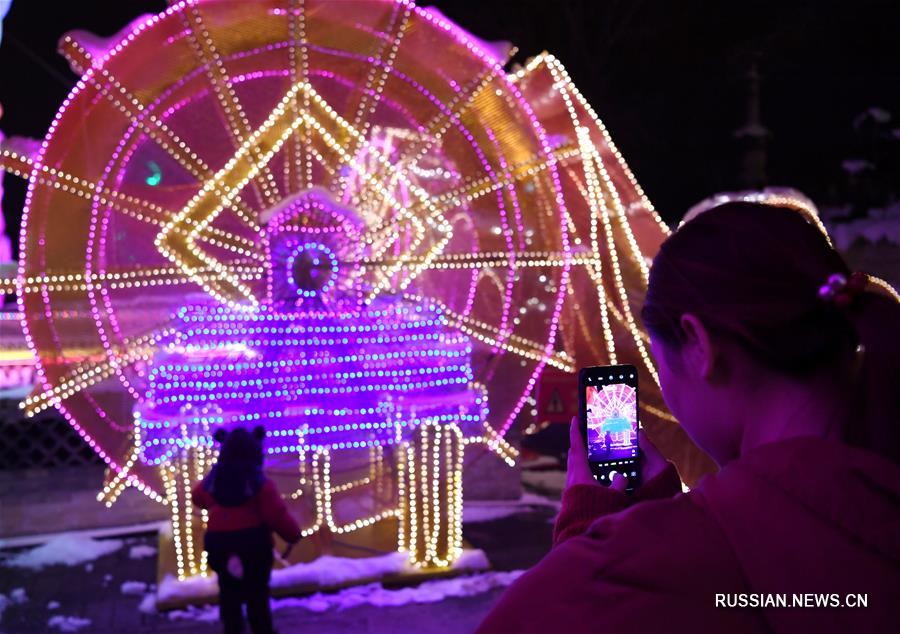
679 313 715 380
213 428 228 443
252 425 266 441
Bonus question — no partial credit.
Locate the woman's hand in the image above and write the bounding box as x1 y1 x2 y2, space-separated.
567 416 670 493
638 427 669 484
567 416 628 492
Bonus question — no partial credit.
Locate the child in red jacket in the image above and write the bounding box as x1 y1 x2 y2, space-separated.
193 426 301 634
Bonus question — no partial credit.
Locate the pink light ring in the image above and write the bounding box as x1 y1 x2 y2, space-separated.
156 35 426 136
408 2 508 72
76 4 210 407
96 118 177 376
94 72 272 400
268 0 504 136
285 241 339 298
15 69 136 475
89 1 189 69
483 126 527 250
16 72 95 394
442 212 480 317
87 102 146 404
441 63 563 386
491 82 571 443
481 125 519 354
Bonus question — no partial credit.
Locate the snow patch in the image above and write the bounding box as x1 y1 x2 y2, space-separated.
10 587 27 604
168 604 220 623
3 534 122 570
128 544 157 559
463 492 559 523
521 468 566 494
138 593 157 614
48 615 92 632
121 581 148 596
48 600 61 610
828 201 900 249
0 585 28 625
158 549 490 605
161 569 522 622
272 569 524 613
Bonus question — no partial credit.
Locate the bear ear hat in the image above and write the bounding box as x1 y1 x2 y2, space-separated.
252 425 266 441
213 428 229 443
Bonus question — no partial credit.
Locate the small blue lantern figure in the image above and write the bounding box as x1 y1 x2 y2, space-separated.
134 190 487 578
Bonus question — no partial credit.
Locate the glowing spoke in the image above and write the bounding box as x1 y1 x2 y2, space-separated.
60 36 263 234
415 295 575 372
286 0 310 193
398 67 500 170
175 0 283 207
337 2 412 197
358 249 589 270
8 262 263 295
23 326 177 416
298 84 450 234
156 81 315 308
424 145 579 215
0 149 261 261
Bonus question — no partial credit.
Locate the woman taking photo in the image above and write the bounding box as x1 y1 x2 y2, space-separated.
478 201 900 633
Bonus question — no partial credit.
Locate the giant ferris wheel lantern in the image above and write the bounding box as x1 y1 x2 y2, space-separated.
1 0 713 582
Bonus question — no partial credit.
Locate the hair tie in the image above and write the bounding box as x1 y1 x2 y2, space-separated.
818 271 867 308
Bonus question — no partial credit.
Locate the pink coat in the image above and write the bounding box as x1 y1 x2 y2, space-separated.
478 436 900 633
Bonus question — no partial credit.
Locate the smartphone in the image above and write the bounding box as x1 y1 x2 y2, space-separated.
578 364 640 491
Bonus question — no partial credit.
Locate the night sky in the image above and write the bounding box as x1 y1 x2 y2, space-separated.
1 0 898 257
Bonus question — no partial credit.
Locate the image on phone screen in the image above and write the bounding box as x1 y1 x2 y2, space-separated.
585 381 638 462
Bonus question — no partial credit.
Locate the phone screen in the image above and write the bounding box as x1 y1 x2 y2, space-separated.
579 365 640 489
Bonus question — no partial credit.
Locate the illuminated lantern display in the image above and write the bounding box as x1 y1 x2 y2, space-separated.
0 0 714 584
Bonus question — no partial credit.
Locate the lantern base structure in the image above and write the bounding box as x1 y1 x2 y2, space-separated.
154 520 489 611
150 421 493 610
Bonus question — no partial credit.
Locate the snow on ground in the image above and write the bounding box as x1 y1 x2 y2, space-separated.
2 534 123 570
121 581 149 596
1 589 31 626
463 492 560 523
521 469 566 495
167 604 220 623
128 544 157 559
138 593 158 614
154 569 524 622
47 614 92 632
157 548 490 605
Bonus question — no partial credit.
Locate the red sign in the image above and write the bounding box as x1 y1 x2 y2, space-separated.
535 368 579 425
